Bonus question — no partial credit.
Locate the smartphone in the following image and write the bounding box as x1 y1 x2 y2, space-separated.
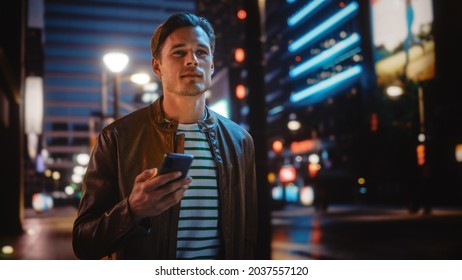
158 153 194 178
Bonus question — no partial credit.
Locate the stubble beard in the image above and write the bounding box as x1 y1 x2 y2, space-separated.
176 80 208 97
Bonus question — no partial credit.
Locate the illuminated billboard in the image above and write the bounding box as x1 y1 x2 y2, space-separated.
371 0 434 86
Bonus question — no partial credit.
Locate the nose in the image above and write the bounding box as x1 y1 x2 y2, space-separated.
185 51 199 66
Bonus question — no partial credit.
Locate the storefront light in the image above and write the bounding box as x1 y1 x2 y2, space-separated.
64 185 75 196
285 183 299 203
272 140 284 154
73 166 86 176
287 120 301 131
308 154 320 164
279 165 296 183
267 172 276 184
76 153 90 165
44 169 52 177
272 186 284 201
1 245 14 255
300 186 315 206
32 193 54 213
72 174 83 184
52 171 60 180
456 144 462 163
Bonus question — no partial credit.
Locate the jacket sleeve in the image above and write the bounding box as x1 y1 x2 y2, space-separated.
244 134 258 259
72 128 150 259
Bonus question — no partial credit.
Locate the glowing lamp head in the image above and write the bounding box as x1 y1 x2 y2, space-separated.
103 52 129 73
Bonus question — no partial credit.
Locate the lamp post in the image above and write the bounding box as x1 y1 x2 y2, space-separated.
103 52 129 120
385 80 430 214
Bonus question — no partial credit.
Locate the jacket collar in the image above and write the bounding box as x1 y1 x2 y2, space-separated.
148 95 217 132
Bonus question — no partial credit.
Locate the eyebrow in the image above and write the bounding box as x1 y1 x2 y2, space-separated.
169 43 210 50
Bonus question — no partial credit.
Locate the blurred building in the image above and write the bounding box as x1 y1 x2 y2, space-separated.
263 0 372 210
259 0 462 211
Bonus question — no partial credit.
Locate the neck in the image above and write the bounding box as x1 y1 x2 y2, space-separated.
161 94 206 124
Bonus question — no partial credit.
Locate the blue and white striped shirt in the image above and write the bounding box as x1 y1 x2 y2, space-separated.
176 123 221 259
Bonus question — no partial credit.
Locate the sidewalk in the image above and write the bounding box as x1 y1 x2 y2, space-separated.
3 204 462 260
0 206 78 260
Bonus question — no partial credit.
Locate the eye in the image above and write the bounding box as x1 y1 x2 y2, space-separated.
172 50 186 56
196 49 208 56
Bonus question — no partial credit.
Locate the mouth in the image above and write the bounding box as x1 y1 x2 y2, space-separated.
180 72 203 79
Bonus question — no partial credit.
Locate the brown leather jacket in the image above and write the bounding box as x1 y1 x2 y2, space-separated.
72 97 257 259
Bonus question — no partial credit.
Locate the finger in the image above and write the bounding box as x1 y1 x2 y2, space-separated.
135 168 157 183
142 180 192 217
163 177 192 196
156 185 189 210
149 176 192 196
180 176 192 190
145 171 183 192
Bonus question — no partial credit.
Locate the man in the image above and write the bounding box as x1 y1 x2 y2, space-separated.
72 12 257 260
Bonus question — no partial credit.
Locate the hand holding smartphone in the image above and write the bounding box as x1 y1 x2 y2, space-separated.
158 153 194 178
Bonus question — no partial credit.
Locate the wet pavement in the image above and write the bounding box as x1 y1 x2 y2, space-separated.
271 204 462 260
1 204 462 260
0 206 77 260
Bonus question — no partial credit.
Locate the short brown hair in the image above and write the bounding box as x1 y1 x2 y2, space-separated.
150 12 215 58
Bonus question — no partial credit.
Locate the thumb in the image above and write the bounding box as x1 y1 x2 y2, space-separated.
147 168 158 179
137 168 157 182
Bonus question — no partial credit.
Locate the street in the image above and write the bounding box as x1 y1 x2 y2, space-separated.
2 204 462 260
272 204 462 259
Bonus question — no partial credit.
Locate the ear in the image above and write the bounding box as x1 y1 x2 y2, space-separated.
151 57 162 79
210 62 214 75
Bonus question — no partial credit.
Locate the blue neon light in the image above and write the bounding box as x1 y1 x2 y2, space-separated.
323 46 361 69
290 65 362 103
268 105 284 116
288 1 359 52
286 0 297 3
288 0 328 27
289 33 360 78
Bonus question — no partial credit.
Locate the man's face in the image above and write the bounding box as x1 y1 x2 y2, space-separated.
152 26 214 97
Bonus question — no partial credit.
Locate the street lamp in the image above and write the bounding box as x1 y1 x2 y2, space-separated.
103 52 129 73
130 73 150 85
385 80 426 158
385 85 404 98
103 52 129 119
